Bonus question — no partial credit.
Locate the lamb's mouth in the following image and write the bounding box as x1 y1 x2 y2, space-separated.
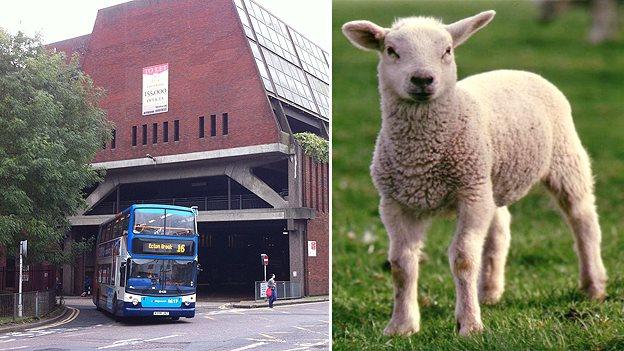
409 92 433 101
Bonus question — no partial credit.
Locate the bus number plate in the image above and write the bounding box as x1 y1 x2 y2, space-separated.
153 311 169 316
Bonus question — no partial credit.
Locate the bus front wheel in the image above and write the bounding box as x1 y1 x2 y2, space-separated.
171 317 180 321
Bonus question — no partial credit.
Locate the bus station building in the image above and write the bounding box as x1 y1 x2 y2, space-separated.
0 0 329 299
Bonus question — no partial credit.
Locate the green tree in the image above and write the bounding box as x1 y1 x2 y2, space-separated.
0 29 110 264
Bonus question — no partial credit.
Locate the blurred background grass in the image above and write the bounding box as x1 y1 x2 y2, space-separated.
332 0 624 349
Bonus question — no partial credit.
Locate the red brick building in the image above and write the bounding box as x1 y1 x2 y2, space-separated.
7 0 329 298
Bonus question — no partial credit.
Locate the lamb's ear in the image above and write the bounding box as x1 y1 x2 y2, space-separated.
445 10 496 48
342 20 388 51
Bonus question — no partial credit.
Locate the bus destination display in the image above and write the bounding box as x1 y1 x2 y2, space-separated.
133 238 194 256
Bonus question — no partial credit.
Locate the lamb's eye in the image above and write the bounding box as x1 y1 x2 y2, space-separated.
386 47 399 59
443 46 452 58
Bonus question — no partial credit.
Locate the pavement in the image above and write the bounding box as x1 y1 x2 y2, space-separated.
232 295 329 308
0 296 330 350
0 305 68 334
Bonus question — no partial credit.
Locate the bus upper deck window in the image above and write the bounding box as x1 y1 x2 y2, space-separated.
133 208 165 235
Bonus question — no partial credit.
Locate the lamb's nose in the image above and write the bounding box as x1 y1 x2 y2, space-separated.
410 74 434 87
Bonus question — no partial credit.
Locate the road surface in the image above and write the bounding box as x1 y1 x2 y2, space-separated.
0 297 329 351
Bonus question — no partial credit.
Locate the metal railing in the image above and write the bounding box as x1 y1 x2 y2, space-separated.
254 281 302 301
0 290 59 323
88 192 288 215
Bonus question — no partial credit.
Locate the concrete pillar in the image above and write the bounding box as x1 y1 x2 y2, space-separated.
288 220 306 296
62 236 74 295
74 247 85 295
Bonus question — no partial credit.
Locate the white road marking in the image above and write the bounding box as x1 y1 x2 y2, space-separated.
62 331 97 337
281 340 329 351
0 346 27 351
97 334 179 349
293 326 327 336
302 341 330 347
207 309 244 315
258 333 276 340
144 334 179 342
0 340 15 343
228 342 267 351
97 338 142 349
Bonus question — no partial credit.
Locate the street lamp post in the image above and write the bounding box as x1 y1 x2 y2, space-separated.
18 240 27 318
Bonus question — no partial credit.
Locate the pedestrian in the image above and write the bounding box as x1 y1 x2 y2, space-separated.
267 274 277 308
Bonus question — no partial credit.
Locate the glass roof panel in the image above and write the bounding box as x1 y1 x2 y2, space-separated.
235 0 330 120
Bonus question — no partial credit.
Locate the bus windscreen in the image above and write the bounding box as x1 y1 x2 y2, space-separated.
126 258 196 295
133 208 195 236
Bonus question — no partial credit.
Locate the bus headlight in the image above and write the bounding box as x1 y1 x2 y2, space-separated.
184 301 191 306
132 299 139 305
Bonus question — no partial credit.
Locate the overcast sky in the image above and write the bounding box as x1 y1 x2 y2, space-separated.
0 0 331 51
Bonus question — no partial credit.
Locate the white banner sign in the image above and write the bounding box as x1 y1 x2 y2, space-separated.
142 63 169 115
308 240 317 257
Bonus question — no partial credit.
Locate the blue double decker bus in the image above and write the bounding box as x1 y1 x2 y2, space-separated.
93 204 198 320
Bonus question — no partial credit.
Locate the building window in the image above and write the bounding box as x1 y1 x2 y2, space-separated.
174 120 180 141
210 115 216 137
132 126 137 146
199 116 205 138
222 113 229 135
163 121 169 142
152 123 158 144
142 124 147 145
111 129 116 149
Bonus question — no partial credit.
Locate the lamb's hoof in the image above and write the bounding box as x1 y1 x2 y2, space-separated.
581 279 607 302
583 284 607 302
479 286 504 305
456 321 484 336
383 319 420 337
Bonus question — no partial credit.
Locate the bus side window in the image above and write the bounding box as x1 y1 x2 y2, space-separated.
120 262 126 287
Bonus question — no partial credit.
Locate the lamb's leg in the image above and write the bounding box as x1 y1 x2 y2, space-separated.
449 192 495 336
380 198 429 336
479 206 511 305
543 148 607 300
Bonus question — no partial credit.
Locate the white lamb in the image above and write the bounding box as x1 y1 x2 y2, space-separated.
342 10 607 336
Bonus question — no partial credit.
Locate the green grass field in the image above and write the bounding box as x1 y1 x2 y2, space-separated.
332 1 624 349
